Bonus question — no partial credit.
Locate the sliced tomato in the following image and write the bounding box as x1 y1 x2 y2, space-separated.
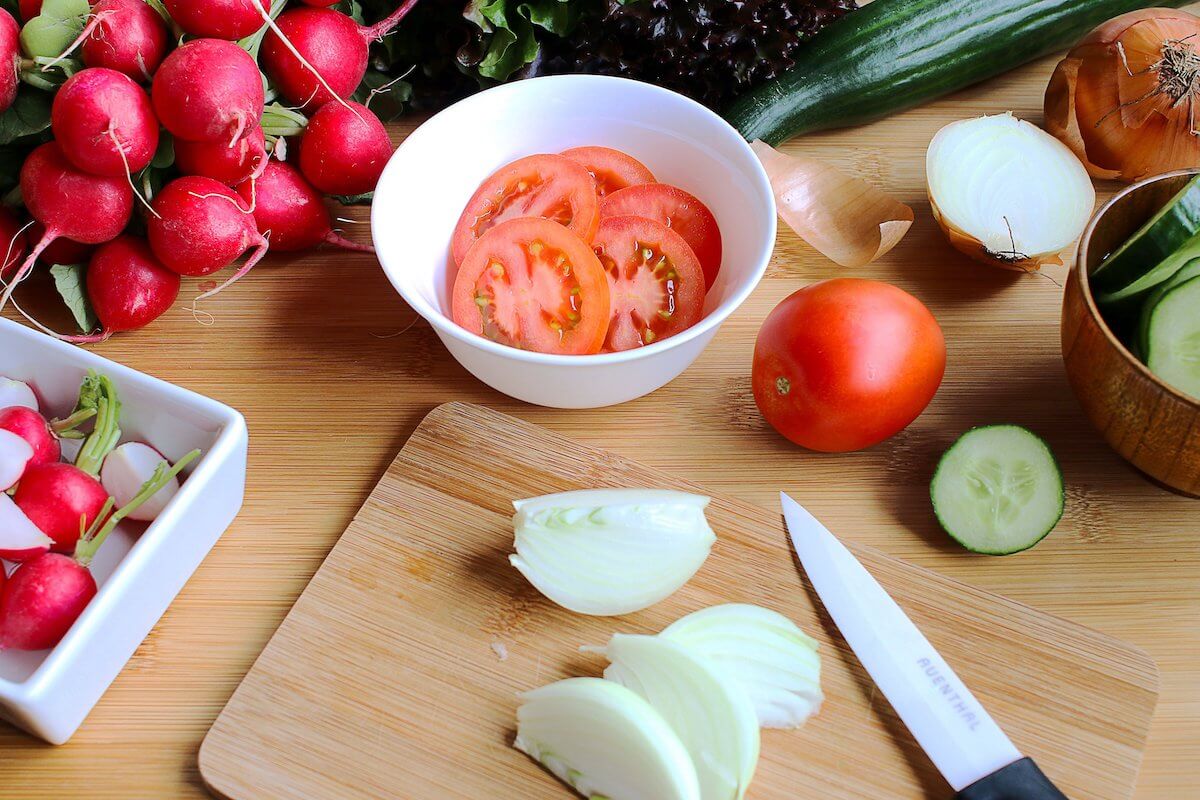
592 215 706 352
600 184 722 291
452 218 611 355
561 146 656 198
451 154 600 266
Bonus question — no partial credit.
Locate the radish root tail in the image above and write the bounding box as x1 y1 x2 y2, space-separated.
0 231 55 313
40 11 115 72
108 126 160 219
324 229 375 253
359 0 421 43
193 235 269 303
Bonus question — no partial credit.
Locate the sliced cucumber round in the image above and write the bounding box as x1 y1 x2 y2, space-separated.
1137 258 1200 360
1092 174 1200 294
931 426 1064 556
1145 275 1200 402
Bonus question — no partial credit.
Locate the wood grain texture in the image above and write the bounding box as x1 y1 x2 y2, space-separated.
0 43 1197 800
1063 171 1200 497
198 403 1159 800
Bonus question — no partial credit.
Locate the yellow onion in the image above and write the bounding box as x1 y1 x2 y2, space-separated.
1046 8 1200 183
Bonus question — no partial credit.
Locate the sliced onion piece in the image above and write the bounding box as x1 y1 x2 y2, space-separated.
0 377 37 412
515 677 701 800
510 489 716 616
100 442 180 522
595 634 759 800
926 113 1095 271
661 604 823 729
0 428 33 492
0 492 53 561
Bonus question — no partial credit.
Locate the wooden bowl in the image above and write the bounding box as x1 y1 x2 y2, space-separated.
1062 169 1200 497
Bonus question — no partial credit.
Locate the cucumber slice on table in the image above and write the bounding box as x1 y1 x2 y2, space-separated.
931 426 1064 556
1137 258 1200 360
1092 174 1200 295
1144 275 1200 401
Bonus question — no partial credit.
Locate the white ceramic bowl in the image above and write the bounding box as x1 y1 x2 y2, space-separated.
0 318 248 744
372 75 776 408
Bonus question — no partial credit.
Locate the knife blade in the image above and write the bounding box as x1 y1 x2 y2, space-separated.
780 492 1068 799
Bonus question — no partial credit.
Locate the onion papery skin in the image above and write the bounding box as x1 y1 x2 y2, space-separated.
515 678 702 800
1046 9 1200 183
926 113 1096 271
661 604 823 730
510 489 716 616
598 634 760 800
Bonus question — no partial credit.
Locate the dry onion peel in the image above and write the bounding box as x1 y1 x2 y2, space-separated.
750 140 913 268
926 113 1095 272
1046 8 1200 183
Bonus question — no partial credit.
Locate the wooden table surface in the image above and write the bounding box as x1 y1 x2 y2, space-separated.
1 50 1197 799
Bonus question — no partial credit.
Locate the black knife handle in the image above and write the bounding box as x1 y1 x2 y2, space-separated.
954 758 1069 800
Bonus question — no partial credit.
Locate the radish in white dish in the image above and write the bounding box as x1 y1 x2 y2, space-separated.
101 442 180 522
0 377 37 412
0 428 33 491
0 493 53 561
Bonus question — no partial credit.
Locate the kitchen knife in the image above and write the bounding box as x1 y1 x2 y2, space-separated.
780 492 1068 800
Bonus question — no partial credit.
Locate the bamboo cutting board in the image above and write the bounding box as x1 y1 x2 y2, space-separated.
199 403 1158 800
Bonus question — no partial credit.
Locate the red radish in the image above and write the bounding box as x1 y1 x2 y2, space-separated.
17 0 40 21
299 100 392 195
175 125 266 186
299 0 338 6
0 449 198 651
0 205 28 280
0 552 97 650
151 39 264 144
0 377 38 411
260 2 419 109
80 0 170 81
51 68 159 178
0 142 133 312
0 493 53 560
0 430 33 492
13 462 110 553
0 9 18 114
147 176 268 298
100 442 177 521
0 407 60 466
62 236 180 343
164 0 270 40
237 160 374 252
27 221 95 266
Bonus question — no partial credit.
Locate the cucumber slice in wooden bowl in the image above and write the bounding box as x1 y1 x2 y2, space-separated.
1091 174 1200 294
1144 275 1200 402
1137 258 1200 360
931 426 1064 556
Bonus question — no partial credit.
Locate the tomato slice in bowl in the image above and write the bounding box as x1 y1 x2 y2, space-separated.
600 184 722 291
561 146 656 198
592 215 706 352
451 154 600 266
452 218 611 355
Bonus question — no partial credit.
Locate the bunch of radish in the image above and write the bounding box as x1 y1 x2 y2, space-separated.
0 0 411 342
0 371 199 651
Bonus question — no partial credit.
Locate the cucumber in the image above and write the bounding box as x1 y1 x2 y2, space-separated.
931 426 1064 556
1097 235 1200 315
1137 258 1200 360
1091 174 1200 294
726 0 1189 145
1144 275 1200 401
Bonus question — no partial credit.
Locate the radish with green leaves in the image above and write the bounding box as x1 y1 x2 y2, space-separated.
299 100 392 196
147 176 269 298
175 125 267 186
51 67 159 178
0 142 134 313
151 38 264 144
12 462 110 553
65 236 180 343
80 0 169 81
237 160 374 252
260 2 419 109
164 0 271 41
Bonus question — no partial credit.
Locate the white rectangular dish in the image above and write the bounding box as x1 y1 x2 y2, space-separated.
0 317 248 744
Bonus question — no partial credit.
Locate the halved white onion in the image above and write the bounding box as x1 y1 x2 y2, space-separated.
100 442 180 522
926 113 1095 271
510 489 715 616
594 634 759 800
661 604 823 729
0 377 37 412
0 428 33 492
515 677 701 800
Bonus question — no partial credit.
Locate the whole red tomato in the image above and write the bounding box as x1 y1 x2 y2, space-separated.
752 278 946 452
